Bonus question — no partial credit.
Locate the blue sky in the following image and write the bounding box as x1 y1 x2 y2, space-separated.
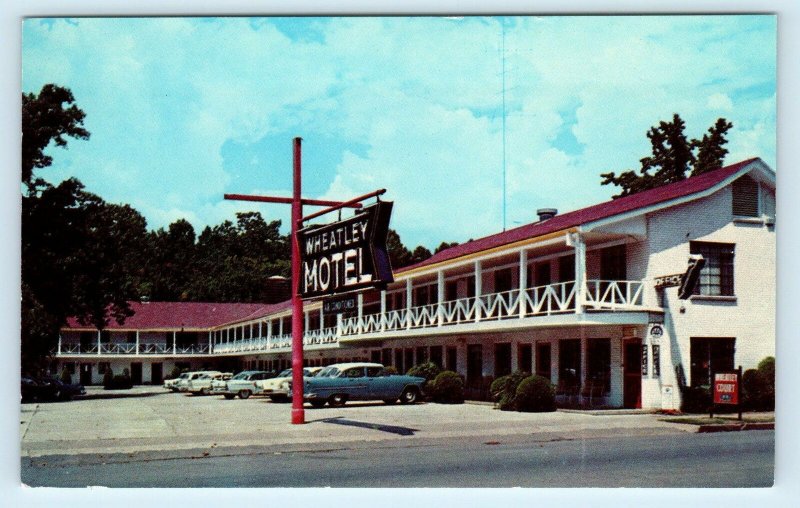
21 15 777 249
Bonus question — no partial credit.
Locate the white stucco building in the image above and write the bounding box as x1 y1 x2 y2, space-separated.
55 158 776 410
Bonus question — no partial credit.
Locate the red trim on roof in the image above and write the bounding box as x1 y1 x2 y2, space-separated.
398 158 760 273
64 301 289 331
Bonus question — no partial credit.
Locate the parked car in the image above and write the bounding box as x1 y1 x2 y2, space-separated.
21 376 85 402
177 371 222 392
187 372 232 395
163 372 190 392
303 363 425 407
214 370 275 399
257 367 323 401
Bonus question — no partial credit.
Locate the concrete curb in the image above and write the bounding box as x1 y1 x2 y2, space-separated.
697 422 774 433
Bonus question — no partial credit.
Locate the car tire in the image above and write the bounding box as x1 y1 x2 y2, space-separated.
309 399 326 408
328 394 347 407
223 394 235 400
383 398 397 405
239 390 251 400
200 387 210 395
400 387 419 404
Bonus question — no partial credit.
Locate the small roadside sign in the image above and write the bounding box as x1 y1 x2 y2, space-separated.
710 366 742 420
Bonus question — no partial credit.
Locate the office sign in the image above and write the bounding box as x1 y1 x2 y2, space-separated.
298 201 394 299
713 372 739 405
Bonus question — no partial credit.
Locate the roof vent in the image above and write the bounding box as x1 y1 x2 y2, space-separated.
537 208 558 221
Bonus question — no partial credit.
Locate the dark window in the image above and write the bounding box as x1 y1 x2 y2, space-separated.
536 343 551 380
600 245 627 281
415 285 431 306
732 175 759 217
382 348 392 366
587 339 611 393
466 276 476 298
446 347 457 372
690 242 735 296
395 349 404 374
536 262 551 286
558 255 575 283
446 281 458 301
494 268 513 293
416 346 428 365
429 346 443 368
494 343 512 377
370 350 381 363
690 337 735 387
466 345 483 388
404 349 414 372
518 344 532 373
559 339 581 389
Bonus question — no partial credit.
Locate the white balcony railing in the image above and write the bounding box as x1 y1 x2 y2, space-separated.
56 280 650 356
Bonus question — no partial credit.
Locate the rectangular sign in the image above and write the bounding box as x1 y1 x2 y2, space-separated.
298 201 394 299
713 372 739 405
322 295 357 314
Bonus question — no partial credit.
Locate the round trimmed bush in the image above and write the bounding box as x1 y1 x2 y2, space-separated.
407 362 441 382
490 371 528 411
515 375 556 412
102 367 114 389
431 370 464 404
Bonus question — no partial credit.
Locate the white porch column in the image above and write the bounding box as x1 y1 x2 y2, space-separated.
357 293 364 333
57 335 62 355
267 320 272 339
568 232 587 315
405 279 413 330
208 331 212 354
258 321 263 338
380 290 387 332
97 331 102 355
519 250 528 319
304 310 310 332
279 317 284 336
474 260 483 323
319 306 324 331
437 270 445 326
172 331 176 354
135 331 140 355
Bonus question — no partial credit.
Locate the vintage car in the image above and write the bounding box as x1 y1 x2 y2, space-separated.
163 372 190 392
303 363 425 407
21 375 86 402
176 371 222 392
213 370 275 399
187 372 232 395
257 366 323 401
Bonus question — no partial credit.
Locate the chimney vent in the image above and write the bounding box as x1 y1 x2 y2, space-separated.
537 208 558 221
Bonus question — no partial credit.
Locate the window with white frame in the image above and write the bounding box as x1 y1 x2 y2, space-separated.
690 242 735 296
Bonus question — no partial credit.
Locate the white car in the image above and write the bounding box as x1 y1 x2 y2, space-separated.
187 372 232 395
164 372 190 392
177 371 222 392
214 370 275 399
257 367 323 401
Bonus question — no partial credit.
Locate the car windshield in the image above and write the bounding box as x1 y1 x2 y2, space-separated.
231 372 249 380
277 369 292 378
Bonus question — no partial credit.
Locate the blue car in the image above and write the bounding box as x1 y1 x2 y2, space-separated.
303 362 425 408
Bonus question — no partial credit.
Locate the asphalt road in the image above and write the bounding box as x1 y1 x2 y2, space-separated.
21 429 773 488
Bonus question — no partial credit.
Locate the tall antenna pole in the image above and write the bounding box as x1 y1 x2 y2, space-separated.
501 17 507 232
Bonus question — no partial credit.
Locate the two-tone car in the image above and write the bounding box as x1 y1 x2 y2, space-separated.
187 372 232 395
163 372 190 392
214 370 275 399
257 367 323 402
303 363 425 408
176 371 222 392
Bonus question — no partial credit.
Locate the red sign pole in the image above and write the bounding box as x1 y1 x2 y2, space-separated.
290 137 305 424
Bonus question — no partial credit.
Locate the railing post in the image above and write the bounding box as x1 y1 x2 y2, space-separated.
208 331 212 355
437 271 445 327
519 250 528 319
337 314 343 337
135 331 140 355
380 290 387 332
97 330 102 355
172 331 177 355
357 293 364 334
405 279 413 330
567 232 586 314
474 260 483 323
57 335 62 355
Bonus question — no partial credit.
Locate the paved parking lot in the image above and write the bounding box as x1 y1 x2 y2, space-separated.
20 386 690 458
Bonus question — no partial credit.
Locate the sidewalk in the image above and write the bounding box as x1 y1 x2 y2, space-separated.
20 386 696 460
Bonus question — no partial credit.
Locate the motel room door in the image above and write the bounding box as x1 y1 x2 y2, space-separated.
623 339 642 409
130 362 143 385
79 363 93 386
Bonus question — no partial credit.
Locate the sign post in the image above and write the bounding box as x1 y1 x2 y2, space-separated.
710 365 742 420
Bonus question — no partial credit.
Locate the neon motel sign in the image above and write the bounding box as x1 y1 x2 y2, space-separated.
298 201 394 299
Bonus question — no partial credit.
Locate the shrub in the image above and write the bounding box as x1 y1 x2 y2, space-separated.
430 370 464 404
757 356 775 411
743 357 775 411
106 374 133 390
490 371 528 411
102 367 114 389
515 375 556 412
59 367 72 384
680 385 711 413
407 362 441 381
168 366 182 380
383 366 398 375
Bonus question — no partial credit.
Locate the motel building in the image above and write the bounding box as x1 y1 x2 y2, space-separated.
55 158 775 410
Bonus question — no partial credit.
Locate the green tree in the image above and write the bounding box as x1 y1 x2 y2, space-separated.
601 114 733 199
435 241 459 254
22 84 90 191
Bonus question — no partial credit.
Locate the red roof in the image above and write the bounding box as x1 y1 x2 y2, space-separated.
398 158 761 273
64 301 291 330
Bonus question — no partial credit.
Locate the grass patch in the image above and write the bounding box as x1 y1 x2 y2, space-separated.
660 415 774 426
